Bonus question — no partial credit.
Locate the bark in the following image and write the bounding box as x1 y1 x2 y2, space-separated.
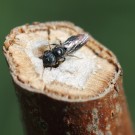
3 21 134 135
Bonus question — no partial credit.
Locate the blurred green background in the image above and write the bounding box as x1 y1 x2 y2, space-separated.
0 0 135 134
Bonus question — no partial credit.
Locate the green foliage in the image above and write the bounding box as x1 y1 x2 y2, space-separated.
0 0 135 134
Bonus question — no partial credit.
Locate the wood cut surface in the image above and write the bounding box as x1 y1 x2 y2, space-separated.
3 21 121 101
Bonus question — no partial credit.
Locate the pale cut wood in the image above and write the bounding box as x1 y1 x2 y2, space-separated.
3 21 134 135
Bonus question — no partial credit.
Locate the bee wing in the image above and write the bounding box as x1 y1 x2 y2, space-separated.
62 34 89 54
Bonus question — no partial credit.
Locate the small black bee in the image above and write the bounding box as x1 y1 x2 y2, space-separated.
42 34 89 67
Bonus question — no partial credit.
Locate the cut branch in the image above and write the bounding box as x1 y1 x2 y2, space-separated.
3 21 134 135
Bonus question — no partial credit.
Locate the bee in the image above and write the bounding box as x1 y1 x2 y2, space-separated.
42 34 89 67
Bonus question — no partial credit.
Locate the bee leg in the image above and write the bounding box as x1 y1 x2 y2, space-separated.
50 65 53 70
49 43 59 50
56 38 62 45
59 57 66 62
39 55 43 59
67 54 82 59
51 38 62 46
50 44 60 49
56 57 65 66
50 43 59 46
48 44 52 50
53 61 60 68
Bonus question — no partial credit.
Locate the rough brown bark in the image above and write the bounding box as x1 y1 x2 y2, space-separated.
14 77 133 135
3 22 134 135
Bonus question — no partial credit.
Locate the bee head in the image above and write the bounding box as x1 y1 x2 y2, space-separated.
43 50 56 67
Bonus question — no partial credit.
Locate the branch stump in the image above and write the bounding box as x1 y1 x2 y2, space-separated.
3 21 134 135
